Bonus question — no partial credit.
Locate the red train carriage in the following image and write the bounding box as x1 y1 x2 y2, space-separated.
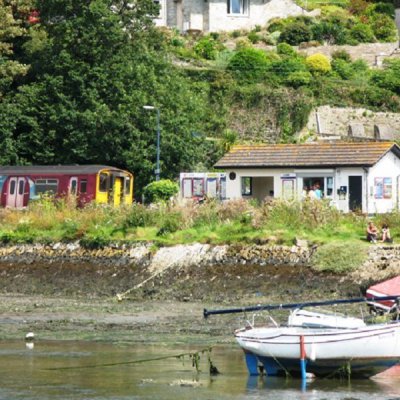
0 165 133 208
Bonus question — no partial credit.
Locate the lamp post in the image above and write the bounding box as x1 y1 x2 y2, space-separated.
143 105 161 181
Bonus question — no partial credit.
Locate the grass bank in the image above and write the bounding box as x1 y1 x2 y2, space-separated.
0 197 396 272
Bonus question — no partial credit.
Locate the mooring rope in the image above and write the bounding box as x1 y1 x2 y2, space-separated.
42 347 213 371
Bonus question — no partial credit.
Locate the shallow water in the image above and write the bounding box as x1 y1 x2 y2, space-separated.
1 340 400 400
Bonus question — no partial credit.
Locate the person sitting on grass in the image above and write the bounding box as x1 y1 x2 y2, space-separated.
367 221 379 243
381 224 393 243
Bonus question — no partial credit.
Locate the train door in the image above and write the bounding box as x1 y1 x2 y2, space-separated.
97 172 110 204
69 177 78 196
6 177 26 208
113 177 122 206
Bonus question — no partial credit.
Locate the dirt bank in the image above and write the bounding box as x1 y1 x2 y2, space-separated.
0 260 363 344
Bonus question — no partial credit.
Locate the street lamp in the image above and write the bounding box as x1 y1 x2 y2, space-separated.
143 105 161 181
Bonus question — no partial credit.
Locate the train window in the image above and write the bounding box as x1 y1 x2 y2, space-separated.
35 179 58 195
9 180 16 195
80 179 87 193
99 173 108 192
18 180 25 195
124 177 131 195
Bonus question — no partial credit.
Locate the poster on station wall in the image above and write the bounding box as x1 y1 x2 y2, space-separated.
375 177 383 199
383 177 392 199
282 179 295 199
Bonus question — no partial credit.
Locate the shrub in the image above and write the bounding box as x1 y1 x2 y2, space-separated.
156 211 183 236
194 36 223 60
332 49 351 62
365 2 395 18
247 31 261 44
312 241 368 273
235 37 252 50
370 59 400 95
276 42 297 57
311 20 348 45
143 179 179 203
227 47 272 82
305 53 331 74
123 203 155 229
267 18 287 33
370 15 398 42
350 23 375 43
332 58 354 80
285 70 312 87
279 22 312 45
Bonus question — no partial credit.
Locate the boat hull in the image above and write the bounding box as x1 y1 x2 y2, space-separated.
236 323 400 378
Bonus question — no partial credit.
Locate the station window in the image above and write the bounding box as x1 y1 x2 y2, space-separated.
241 177 252 196
35 179 58 195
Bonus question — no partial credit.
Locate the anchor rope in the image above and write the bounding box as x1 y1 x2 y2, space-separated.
42 347 213 371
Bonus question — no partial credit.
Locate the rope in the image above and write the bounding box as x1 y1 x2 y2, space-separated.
42 347 213 371
116 252 188 301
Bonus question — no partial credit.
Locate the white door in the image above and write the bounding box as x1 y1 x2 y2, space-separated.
7 177 25 208
69 177 78 196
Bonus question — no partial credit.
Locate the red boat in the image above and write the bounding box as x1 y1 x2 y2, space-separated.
366 276 400 314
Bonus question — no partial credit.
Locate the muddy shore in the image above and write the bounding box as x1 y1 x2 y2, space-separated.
0 258 365 344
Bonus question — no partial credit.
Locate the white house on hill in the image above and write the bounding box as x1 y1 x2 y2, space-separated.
214 141 400 214
154 0 308 32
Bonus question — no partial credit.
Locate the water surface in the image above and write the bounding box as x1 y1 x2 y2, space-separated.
1 340 400 399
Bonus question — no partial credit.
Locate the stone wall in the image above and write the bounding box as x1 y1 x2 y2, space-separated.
305 105 400 140
0 242 311 270
299 42 399 67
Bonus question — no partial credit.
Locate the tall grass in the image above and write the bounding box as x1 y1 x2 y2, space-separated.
0 196 385 251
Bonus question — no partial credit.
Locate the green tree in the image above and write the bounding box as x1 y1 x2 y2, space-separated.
1 0 215 196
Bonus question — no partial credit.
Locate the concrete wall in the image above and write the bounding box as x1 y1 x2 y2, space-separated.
306 106 400 140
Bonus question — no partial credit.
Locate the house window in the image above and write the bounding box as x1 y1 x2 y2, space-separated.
80 179 87 194
35 179 58 195
241 177 252 196
227 0 248 15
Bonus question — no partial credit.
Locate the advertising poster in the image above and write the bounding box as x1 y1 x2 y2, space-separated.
375 177 383 199
383 177 392 199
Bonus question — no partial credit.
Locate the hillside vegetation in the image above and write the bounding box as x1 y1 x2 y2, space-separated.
0 0 399 193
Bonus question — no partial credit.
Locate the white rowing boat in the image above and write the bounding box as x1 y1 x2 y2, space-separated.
235 322 400 378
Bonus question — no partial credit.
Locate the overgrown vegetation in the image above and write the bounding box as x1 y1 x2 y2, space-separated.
0 196 392 272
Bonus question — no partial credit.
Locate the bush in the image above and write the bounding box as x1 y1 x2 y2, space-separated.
156 211 183 236
370 15 398 42
123 203 155 229
305 53 331 74
227 47 272 82
276 42 297 57
285 70 312 87
370 59 400 95
144 179 179 204
332 58 354 80
278 22 312 45
194 36 223 60
311 20 349 45
247 31 261 44
365 2 395 18
332 49 351 62
350 23 375 43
